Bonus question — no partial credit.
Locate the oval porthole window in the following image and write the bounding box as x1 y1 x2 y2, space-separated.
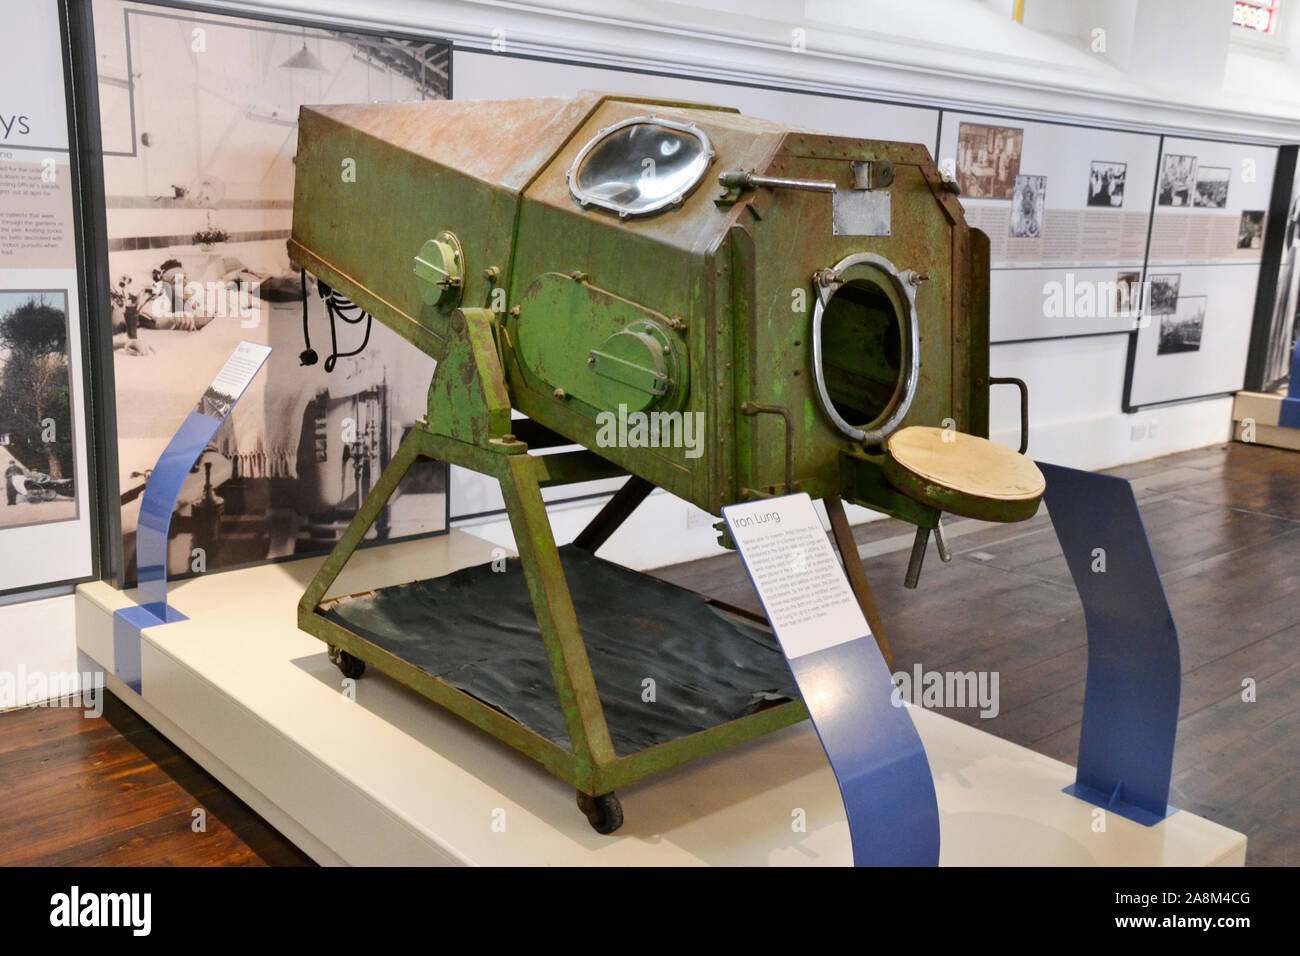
568 116 714 218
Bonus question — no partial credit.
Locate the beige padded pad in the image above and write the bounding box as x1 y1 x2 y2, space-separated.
886 426 1045 501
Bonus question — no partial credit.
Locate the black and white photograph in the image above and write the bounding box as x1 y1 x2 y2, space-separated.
1260 165 1300 389
1157 295 1207 355
92 0 451 581
1238 210 1266 249
0 291 77 531
956 122 1023 199
197 385 238 421
1087 160 1127 207
1115 271 1141 316
1009 174 1047 238
1148 273 1181 314
1158 153 1198 206
1193 165 1231 208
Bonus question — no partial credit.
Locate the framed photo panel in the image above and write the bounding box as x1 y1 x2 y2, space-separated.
0 0 96 595
79 0 452 585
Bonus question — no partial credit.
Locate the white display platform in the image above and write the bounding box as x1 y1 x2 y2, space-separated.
75 531 1246 866
1233 390 1300 452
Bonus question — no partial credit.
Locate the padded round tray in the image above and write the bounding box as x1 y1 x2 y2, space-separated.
884 425 1045 522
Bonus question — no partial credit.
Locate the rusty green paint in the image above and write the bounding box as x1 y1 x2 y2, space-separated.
515 272 688 414
426 307 512 445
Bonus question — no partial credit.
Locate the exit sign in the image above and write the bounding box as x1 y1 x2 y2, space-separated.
1234 0 1278 34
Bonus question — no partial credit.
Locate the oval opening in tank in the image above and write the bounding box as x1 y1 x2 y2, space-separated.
818 279 905 431
569 116 713 218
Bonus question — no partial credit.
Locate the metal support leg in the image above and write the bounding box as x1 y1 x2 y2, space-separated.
572 475 654 553
904 527 929 589
498 452 617 786
824 496 895 670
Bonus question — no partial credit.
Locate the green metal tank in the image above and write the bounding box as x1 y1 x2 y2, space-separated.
288 91 991 521
288 92 1041 832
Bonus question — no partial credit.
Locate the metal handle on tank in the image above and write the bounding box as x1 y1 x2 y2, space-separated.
989 376 1030 454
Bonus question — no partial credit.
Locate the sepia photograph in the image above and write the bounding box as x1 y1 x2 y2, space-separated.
1238 210 1266 249
1087 160 1127 207
956 122 1023 199
1009 174 1047 238
1115 271 1141 316
93 0 451 582
1193 165 1230 208
0 290 77 531
1158 153 1198 206
1157 295 1206 355
1148 274 1181 315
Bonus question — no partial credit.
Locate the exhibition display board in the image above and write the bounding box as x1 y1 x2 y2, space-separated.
79 0 452 587
1126 137 1279 408
937 112 1160 343
1246 145 1300 393
0 0 96 595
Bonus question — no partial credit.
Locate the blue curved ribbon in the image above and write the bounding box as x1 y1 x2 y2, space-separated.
1040 461 1180 825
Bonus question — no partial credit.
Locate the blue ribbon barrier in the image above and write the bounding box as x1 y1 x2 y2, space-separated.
1279 335 1300 428
724 494 940 866
1039 461 1181 826
112 342 271 694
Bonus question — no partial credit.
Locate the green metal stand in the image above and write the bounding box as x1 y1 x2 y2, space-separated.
298 308 809 830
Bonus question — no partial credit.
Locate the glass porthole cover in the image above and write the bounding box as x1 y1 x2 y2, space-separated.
567 115 715 218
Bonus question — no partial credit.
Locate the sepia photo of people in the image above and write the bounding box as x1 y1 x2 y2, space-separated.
1088 161 1127 207
956 123 1023 199
0 291 77 531
92 0 451 583
1148 274 1181 315
1238 210 1266 249
1009 174 1047 239
1158 153 1198 206
1115 271 1141 316
1193 165 1230 208
1157 296 1206 355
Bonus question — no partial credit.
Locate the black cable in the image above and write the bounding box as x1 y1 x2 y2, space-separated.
297 270 374 372
322 290 373 373
298 269 317 366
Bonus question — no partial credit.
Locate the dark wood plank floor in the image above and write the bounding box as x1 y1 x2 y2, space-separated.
0 693 312 866
654 441 1300 866
0 441 1293 865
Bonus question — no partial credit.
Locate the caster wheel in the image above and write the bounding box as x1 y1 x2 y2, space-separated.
327 645 366 679
577 791 623 835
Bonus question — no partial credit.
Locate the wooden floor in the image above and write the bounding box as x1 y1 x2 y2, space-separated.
0 692 312 866
0 441 1294 865
655 441 1300 866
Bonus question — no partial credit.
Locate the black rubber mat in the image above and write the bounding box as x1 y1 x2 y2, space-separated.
322 545 799 755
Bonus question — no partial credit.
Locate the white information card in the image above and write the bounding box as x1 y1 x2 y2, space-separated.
722 493 869 659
